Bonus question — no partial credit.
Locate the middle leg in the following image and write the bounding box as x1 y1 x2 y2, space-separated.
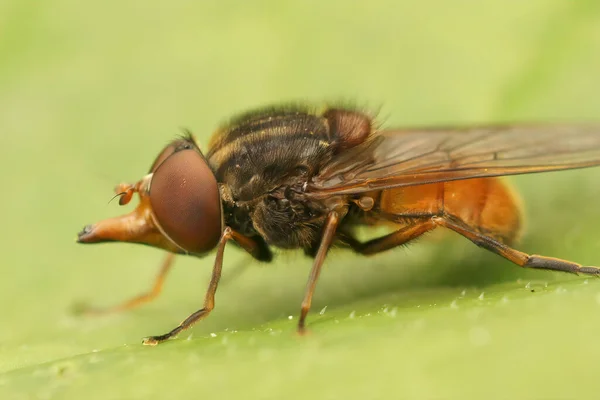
338 218 437 255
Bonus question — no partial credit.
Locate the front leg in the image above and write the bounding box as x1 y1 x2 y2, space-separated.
76 253 176 315
142 228 271 346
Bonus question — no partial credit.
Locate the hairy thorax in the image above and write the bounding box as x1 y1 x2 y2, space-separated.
221 182 330 249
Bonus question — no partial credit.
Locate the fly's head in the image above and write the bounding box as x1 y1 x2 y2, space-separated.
77 135 223 255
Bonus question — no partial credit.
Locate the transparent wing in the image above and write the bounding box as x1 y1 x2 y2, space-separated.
306 124 600 197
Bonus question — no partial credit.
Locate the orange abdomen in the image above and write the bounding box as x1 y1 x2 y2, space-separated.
378 178 522 244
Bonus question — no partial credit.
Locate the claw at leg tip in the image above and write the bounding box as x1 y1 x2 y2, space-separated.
297 326 310 336
142 337 159 346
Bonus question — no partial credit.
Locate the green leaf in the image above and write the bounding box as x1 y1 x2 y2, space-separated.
1 0 600 399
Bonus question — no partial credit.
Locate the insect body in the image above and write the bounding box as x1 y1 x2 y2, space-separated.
77 105 600 345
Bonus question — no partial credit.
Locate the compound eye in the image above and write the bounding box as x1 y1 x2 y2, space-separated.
149 139 196 172
149 149 222 253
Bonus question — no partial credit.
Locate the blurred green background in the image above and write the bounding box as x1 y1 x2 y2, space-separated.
1 0 600 399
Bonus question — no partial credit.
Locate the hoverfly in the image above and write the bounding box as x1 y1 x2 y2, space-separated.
77 105 600 345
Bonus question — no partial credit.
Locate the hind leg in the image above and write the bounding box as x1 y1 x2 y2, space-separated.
434 216 600 275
